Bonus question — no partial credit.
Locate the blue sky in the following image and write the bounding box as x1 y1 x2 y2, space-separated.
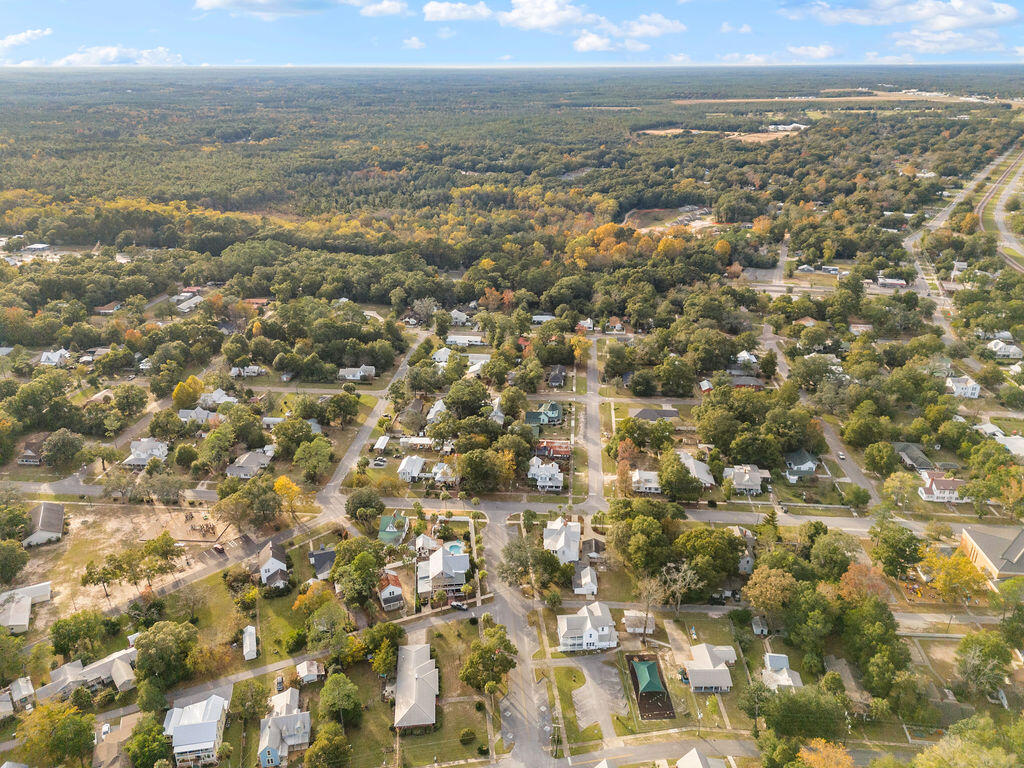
1 0 1023 67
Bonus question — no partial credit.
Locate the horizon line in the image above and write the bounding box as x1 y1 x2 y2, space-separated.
2 62 1024 71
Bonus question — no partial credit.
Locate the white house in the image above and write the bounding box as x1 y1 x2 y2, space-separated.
230 365 265 378
258 543 289 588
684 644 736 693
528 457 564 492
728 526 756 575
450 309 470 326
337 364 376 382
736 350 758 368
39 348 71 367
378 570 404 611
417 547 470 596
243 625 258 661
631 469 661 494
34 647 138 702
426 399 447 424
257 688 310 768
761 653 803 691
532 314 557 324
447 334 484 347
394 644 439 730
0 582 51 634
946 376 980 399
163 694 228 768
178 407 217 424
398 455 428 483
22 502 64 547
783 449 818 484
9 677 34 710
918 471 969 503
677 452 715 488
988 339 1024 359
621 609 655 636
432 462 457 486
557 602 618 653
123 438 169 469
543 517 581 564
414 533 441 558
573 563 598 596
295 661 324 685
226 450 272 480
676 747 727 768
724 465 771 495
198 389 238 409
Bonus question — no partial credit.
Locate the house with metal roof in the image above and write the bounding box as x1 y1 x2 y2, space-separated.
676 747 727 768
761 653 802 691
543 517 581 564
23 502 64 546
257 688 310 767
556 602 618 653
677 452 715 488
417 547 470 596
242 626 258 661
683 644 736 693
961 527 1024 580
163 694 228 767
394 644 438 730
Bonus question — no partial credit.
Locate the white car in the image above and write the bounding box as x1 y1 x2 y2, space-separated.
838 452 847 460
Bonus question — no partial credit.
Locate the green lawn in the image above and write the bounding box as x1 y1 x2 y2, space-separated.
345 663 396 768
553 665 602 744
400 700 488 766
429 619 478 699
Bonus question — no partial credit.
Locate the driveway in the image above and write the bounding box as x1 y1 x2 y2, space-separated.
572 654 627 745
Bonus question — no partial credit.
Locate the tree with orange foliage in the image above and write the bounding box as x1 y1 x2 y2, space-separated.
798 739 855 768
292 580 334 617
838 562 888 602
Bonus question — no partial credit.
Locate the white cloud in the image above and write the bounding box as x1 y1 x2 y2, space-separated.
402 35 426 48
573 30 613 51
360 0 406 14
719 52 775 65
1016 46 1024 58
787 43 837 59
499 53 513 60
668 52 691 63
194 0 336 19
423 1 492 20
623 39 651 51
0 28 53 52
720 22 751 33
436 25 457 37
498 0 597 30
50 45 184 66
617 13 686 38
787 0 1017 32
865 50 915 62
892 27 1001 52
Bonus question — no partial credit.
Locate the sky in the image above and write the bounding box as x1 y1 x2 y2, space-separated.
1 0 1024 67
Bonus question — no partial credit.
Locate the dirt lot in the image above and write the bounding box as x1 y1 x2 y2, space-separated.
15 502 223 630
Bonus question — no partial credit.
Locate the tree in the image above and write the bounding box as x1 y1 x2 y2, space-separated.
124 713 173 768
136 678 167 713
272 416 315 458
304 721 350 768
810 531 858 582
345 487 384 520
173 443 198 468
864 442 897 476
168 584 210 622
0 627 25 685
320 672 363 726
135 620 198 687
989 576 1024 619
171 375 204 410
294 436 332 482
798 739 855 768
661 561 704 611
459 624 517 691
50 610 105 657
42 428 84 467
956 630 1011 696
882 471 919 510
20 701 95 768
0 539 28 584
920 548 984 605
838 563 888 602
634 576 666 646
371 639 397 677
743 567 799 622
234 678 270 722
0 501 29 540
870 521 922 579
274 475 302 517
658 451 702 502
443 379 489 419
761 685 846 739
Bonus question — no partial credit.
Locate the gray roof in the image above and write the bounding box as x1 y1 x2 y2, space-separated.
394 644 438 728
29 502 64 535
163 694 227 755
634 408 678 422
964 527 1024 576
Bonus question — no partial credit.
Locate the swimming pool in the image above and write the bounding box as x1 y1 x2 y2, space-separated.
444 540 465 555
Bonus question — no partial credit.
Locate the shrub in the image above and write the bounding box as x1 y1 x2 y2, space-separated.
477 744 489 755
285 629 307 654
459 728 476 745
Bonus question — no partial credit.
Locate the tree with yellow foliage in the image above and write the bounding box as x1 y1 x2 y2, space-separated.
568 334 589 369
920 547 985 605
714 239 732 259
171 375 204 411
274 475 302 519
292 580 334 617
797 739 855 768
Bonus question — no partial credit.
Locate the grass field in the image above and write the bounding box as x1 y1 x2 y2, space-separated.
554 665 603 744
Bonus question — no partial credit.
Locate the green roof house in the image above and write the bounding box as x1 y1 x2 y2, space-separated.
378 513 408 545
632 659 665 695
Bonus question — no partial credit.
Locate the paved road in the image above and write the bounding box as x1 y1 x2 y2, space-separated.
977 143 1024 272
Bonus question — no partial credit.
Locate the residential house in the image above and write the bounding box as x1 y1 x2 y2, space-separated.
425 400 447 425
556 602 618 653
606 317 624 333
724 465 771 495
532 314 556 324
258 543 289 588
378 570 405 612
17 439 44 466
123 438 169 469
996 435 1024 459
307 547 336 581
698 379 713 394
35 648 138 702
414 533 441 558
257 688 311 768
677 452 715 488
176 295 205 314
488 398 505 425
783 449 818 484
580 538 606 562
524 401 564 427
295 661 324 685
634 408 679 424
95 300 123 316
398 455 428 483
373 435 390 453
543 517 581 564
447 334 484 347
450 309 470 326
0 582 51 634
536 439 571 460
631 469 661 494
22 502 64 546
230 365 265 378
877 275 907 289
736 350 758 368
751 616 769 637
729 375 764 390
761 653 803 691
178 407 217 425
337 364 376 382
198 389 238 409
528 457 564 492
684 644 736 693
988 339 1024 359
621 610 655 636
547 365 566 388
226 450 272 479
91 711 145 768
960 527 1024 580
572 563 598 596
240 625 258 661
728 526 756 576
0 692 12 721
163 694 228 768
432 462 457 486
39 348 71 367
378 513 408 545
892 442 934 472
918 471 969 503
576 318 594 332
946 375 980 399
417 547 470 596
394 644 439 730
676 748 727 768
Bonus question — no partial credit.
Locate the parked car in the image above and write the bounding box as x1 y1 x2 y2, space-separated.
450 601 468 611
275 675 284 692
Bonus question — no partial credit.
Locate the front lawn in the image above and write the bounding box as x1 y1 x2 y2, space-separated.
553 666 602 744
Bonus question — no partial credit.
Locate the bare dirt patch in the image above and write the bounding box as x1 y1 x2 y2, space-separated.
732 131 799 143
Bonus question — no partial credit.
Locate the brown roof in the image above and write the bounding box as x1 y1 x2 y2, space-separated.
378 571 402 592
